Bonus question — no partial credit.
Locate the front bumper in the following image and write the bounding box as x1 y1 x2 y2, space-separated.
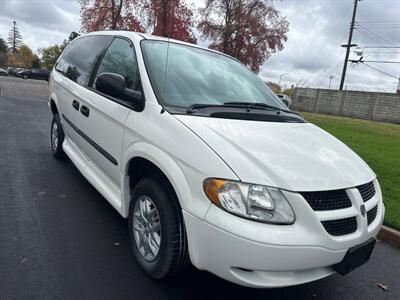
183 180 384 288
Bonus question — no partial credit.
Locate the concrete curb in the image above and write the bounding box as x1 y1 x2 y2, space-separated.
378 225 400 248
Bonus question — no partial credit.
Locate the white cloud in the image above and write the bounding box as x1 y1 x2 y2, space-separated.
0 0 398 92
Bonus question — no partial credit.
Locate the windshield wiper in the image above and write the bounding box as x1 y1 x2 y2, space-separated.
186 103 225 113
186 102 292 114
224 101 298 114
223 101 287 112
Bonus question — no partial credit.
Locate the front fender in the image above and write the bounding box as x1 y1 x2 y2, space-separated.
120 142 212 219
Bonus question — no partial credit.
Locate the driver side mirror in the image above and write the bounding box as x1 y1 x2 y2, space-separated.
95 73 144 110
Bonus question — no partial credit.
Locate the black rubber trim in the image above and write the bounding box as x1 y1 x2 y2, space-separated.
62 114 118 166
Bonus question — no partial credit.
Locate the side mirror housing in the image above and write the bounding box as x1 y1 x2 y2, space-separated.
95 73 144 109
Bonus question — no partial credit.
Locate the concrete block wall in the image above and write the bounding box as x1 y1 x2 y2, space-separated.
293 88 400 124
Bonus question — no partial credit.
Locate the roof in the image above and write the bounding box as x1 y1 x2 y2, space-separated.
80 31 237 61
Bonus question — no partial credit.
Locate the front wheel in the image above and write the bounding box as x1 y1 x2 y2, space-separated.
50 114 66 159
129 176 190 278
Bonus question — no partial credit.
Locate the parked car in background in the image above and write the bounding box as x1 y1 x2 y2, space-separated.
7 67 25 76
0 67 7 76
18 69 50 81
277 94 292 109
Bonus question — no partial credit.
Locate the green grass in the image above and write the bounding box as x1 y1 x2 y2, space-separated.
300 112 400 230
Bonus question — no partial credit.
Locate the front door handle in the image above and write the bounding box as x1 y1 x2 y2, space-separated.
80 105 90 117
72 100 80 111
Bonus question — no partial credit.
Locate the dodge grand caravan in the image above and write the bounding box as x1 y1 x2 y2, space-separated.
48 31 384 288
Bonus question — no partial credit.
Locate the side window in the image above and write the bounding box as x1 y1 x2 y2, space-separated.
56 36 112 86
93 38 140 91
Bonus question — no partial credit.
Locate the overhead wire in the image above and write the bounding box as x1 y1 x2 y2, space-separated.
361 62 398 79
298 1 354 87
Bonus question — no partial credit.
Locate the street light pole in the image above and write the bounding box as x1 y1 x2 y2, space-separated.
279 73 289 90
329 75 335 89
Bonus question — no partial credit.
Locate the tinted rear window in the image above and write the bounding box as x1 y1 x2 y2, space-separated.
56 35 112 86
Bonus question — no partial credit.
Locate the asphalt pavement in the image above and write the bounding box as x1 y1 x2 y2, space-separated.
0 76 399 300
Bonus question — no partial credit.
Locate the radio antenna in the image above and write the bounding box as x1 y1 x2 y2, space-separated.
162 1 172 102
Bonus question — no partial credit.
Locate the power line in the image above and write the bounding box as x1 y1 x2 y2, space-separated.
360 60 400 63
297 1 354 88
364 46 400 48
357 21 400 24
363 51 399 54
355 26 400 29
298 3 351 86
355 29 399 54
361 62 398 79
306 50 344 87
355 23 400 49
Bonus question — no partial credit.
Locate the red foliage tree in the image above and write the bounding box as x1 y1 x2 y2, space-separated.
198 0 289 73
80 0 144 32
144 0 196 43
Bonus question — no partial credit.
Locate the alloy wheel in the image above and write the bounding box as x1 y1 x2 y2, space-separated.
51 122 58 151
132 195 162 261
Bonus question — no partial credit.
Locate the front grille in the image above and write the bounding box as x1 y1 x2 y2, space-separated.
367 205 378 225
357 181 375 202
301 190 352 211
321 217 357 236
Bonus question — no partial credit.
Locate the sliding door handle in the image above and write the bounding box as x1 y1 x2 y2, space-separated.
80 105 90 117
72 100 80 111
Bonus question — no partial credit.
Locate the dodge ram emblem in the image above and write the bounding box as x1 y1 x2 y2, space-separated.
360 204 366 217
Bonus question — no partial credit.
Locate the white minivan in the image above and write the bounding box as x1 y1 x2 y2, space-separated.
48 31 384 288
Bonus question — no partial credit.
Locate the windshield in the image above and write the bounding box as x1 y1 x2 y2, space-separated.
141 40 285 110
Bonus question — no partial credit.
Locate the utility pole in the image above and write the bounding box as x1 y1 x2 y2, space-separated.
339 0 360 90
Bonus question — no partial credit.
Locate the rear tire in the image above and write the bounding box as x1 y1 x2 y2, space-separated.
50 114 66 159
129 176 190 279
23 74 28 79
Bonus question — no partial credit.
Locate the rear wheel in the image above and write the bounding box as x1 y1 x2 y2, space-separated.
50 114 66 159
23 74 28 79
129 176 190 278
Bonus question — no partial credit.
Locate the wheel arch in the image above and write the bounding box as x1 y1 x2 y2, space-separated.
49 93 60 116
121 143 192 219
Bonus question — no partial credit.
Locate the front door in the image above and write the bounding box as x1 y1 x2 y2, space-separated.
76 37 141 187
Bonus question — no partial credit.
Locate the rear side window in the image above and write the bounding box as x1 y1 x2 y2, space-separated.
56 35 112 86
93 38 140 91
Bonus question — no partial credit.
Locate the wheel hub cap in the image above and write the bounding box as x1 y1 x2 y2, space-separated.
133 196 161 261
52 122 58 151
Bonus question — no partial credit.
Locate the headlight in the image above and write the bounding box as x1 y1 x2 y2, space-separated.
203 179 295 224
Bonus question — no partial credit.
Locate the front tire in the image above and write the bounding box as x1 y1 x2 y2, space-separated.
129 176 189 278
50 114 66 159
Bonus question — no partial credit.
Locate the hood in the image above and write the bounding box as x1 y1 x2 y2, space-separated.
175 115 375 192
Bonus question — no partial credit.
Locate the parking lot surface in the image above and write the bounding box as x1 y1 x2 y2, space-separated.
0 76 399 299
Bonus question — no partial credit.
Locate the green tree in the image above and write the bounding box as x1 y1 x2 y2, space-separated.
40 44 63 70
39 32 80 70
266 81 282 94
32 54 41 69
0 37 8 67
283 85 295 97
18 44 34 68
8 21 22 54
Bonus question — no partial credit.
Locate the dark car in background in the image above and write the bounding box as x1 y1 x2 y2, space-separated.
7 67 25 76
18 69 50 81
0 67 7 76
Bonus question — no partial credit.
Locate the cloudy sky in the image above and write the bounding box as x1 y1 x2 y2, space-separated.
0 0 399 92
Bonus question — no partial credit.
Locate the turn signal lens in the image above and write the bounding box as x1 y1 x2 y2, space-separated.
203 178 227 205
